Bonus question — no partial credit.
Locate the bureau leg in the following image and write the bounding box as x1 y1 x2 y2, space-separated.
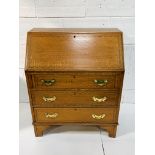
34 125 50 137
100 125 117 138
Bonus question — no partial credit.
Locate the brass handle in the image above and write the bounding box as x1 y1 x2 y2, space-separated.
43 96 56 102
92 114 106 120
92 96 107 102
45 113 58 118
41 79 56 86
94 79 108 86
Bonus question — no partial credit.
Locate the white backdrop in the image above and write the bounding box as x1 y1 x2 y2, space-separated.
19 0 135 104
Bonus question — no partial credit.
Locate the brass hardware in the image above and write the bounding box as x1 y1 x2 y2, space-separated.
94 79 108 86
41 79 56 86
92 96 107 103
45 113 58 118
43 96 56 102
92 114 106 120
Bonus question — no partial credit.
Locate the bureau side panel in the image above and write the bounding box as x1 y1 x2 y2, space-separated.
25 72 36 122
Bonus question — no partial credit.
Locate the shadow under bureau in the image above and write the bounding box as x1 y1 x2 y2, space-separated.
25 28 124 137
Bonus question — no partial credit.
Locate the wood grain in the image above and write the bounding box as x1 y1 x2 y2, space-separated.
34 107 118 123
25 28 124 71
31 89 119 107
32 72 117 89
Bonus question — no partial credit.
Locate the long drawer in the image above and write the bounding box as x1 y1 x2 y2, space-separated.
31 90 119 107
34 108 118 123
32 73 117 89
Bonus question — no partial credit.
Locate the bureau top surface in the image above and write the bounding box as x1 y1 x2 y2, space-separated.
25 28 124 71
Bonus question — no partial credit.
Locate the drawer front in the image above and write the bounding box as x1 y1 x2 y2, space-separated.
33 73 116 89
32 90 119 107
34 108 118 123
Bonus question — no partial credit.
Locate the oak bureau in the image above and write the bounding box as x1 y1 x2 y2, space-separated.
25 28 124 137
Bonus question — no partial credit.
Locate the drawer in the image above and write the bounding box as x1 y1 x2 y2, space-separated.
33 73 116 89
31 90 119 107
34 108 118 123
